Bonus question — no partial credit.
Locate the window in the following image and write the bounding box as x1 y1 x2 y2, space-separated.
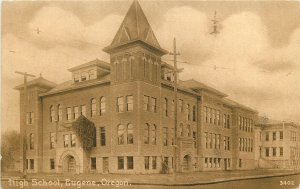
144 156 150 170
74 106 79 119
29 133 34 150
280 147 283 156
163 127 168 146
100 127 106 146
30 159 34 170
179 99 183 112
224 136 230 151
152 156 157 169
81 105 86 116
266 132 269 141
193 131 197 148
186 125 191 137
74 73 80 83
212 109 216 124
179 123 184 137
266 148 269 157
205 133 208 148
127 124 134 144
66 108 72 120
216 110 220 125
273 147 277 157
273 132 276 141
89 69 96 80
50 132 55 149
127 96 133 111
171 100 175 117
117 125 125 145
204 107 208 123
143 96 150 111
71 134 76 147
226 115 230 128
208 108 212 123
91 99 96 117
81 71 88 81
117 97 124 112
64 134 69 147
58 105 62 121
91 158 96 170
100 97 106 115
150 97 157 112
127 156 134 170
239 159 242 168
280 131 283 140
50 159 55 170
163 98 168 116
144 124 150 144
150 124 156 145
26 112 34 124
204 158 208 168
50 106 55 122
118 157 124 170
186 104 190 121
192 106 196 122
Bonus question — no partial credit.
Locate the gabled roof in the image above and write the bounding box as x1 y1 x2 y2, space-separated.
14 76 57 90
103 0 167 55
68 59 110 72
180 79 228 98
222 98 258 113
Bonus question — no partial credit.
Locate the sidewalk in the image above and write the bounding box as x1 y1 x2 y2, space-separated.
2 169 300 186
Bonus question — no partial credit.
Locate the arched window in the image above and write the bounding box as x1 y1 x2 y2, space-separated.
163 98 168 117
127 124 133 144
179 123 184 137
118 125 125 145
91 98 96 117
100 97 106 115
143 55 147 78
144 124 150 144
171 100 175 117
58 104 62 121
114 59 119 81
187 125 191 137
129 56 135 78
192 106 196 122
50 105 55 122
148 59 153 81
122 57 127 79
150 124 156 144
29 133 34 150
186 104 190 121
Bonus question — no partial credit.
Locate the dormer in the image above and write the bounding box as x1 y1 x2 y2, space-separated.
68 59 110 83
161 62 175 82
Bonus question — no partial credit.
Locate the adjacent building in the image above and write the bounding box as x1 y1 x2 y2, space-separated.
255 118 300 169
15 0 258 174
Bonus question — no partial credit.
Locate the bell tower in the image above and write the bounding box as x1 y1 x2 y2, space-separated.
103 0 168 86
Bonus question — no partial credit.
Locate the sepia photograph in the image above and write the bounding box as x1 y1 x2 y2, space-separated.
1 0 300 188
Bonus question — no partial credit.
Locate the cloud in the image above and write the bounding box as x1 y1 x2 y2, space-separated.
28 6 123 52
157 6 300 122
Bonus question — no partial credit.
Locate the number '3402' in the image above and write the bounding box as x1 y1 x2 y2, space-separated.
280 181 295 186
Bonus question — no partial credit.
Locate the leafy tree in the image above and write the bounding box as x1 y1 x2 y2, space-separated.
72 115 96 152
1 130 20 171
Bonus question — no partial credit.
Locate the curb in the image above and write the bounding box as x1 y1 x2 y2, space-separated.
1 172 300 186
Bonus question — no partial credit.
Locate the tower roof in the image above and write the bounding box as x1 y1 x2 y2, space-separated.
103 0 167 55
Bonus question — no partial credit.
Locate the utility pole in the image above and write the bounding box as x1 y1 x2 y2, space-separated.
15 71 35 178
210 11 219 35
169 38 180 175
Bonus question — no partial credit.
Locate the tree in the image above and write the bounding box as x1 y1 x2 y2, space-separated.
72 115 96 152
1 130 20 171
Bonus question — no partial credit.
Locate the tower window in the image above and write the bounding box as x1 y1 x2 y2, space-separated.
100 97 106 115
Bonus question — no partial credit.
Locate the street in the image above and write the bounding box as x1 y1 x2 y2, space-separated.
1 174 300 189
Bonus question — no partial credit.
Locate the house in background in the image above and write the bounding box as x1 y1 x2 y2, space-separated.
15 0 258 174
255 117 300 169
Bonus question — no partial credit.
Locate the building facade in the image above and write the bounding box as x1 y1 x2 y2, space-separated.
255 120 300 169
15 0 258 174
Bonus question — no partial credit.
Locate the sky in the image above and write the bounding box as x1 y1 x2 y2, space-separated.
2 0 300 132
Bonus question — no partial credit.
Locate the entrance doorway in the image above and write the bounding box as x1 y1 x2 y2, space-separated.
63 155 76 173
182 155 192 171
